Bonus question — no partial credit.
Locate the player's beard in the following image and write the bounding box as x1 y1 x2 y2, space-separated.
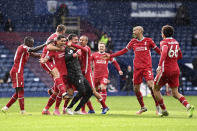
132 34 137 38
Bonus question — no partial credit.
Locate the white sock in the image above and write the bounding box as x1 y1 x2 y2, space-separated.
186 104 190 109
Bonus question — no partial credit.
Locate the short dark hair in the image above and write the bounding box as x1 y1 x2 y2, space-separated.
67 34 78 41
24 36 34 45
56 35 66 41
56 24 66 33
162 25 174 37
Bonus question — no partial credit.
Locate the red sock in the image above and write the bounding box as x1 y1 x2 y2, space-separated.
135 91 144 108
6 93 18 108
101 89 107 102
18 89 24 111
64 98 70 108
45 94 57 110
179 96 189 108
55 94 62 110
81 104 86 112
87 100 94 111
100 99 107 108
158 99 166 110
150 88 159 106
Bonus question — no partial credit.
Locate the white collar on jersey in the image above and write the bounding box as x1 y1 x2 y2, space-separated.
165 37 173 39
137 37 145 41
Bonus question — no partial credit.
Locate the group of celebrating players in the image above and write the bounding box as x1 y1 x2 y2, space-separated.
1 24 194 118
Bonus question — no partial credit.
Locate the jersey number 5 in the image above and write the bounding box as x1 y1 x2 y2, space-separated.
168 45 178 58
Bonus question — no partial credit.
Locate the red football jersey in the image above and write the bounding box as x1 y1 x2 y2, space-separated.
126 37 157 69
11 45 30 73
79 45 92 74
92 52 120 78
45 33 58 44
41 45 67 76
55 51 67 76
159 37 181 72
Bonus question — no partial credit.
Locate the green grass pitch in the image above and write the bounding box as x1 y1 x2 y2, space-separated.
0 96 196 131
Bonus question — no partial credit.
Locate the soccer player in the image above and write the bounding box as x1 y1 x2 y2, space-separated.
153 25 194 117
1 36 46 114
45 24 66 44
40 35 68 115
65 34 93 115
46 34 78 115
103 26 161 115
69 36 109 114
92 42 123 114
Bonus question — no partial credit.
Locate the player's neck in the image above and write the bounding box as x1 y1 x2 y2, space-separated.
165 37 173 39
137 36 144 41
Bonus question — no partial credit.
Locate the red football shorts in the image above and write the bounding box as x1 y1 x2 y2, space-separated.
94 77 108 87
133 68 154 85
10 71 24 88
154 70 180 88
41 61 56 74
84 72 95 89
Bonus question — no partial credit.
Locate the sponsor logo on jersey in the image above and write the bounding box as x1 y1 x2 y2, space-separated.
135 47 146 51
96 60 106 64
58 53 65 58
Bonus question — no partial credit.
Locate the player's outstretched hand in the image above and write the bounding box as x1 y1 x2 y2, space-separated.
156 66 161 74
76 49 82 56
102 54 110 59
119 70 123 75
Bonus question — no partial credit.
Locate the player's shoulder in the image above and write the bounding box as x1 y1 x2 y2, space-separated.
160 39 168 46
20 45 29 51
50 33 58 38
130 38 137 42
92 51 98 55
144 37 154 42
85 45 91 51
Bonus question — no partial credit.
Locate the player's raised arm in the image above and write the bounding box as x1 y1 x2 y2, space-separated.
69 43 88 52
46 40 65 51
22 36 46 52
28 43 46 52
157 45 168 73
111 58 123 75
110 48 128 57
29 52 42 58
109 39 134 58
149 38 161 55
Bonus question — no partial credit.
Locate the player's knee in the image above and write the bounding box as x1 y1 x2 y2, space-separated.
134 86 140 92
172 92 178 99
